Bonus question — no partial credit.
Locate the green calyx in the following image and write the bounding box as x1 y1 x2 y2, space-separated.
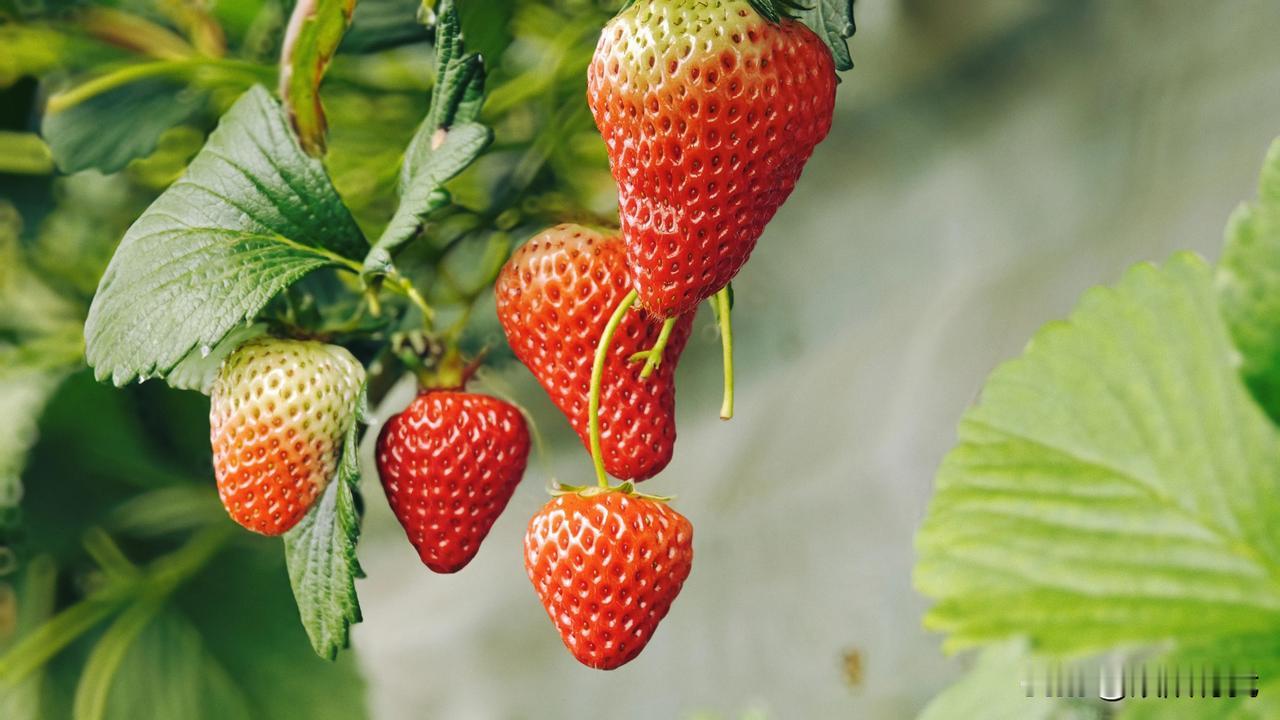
549 480 674 503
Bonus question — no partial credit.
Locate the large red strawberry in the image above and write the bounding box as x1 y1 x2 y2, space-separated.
376 389 530 573
210 338 365 536
525 489 694 670
588 0 838 317
495 224 693 481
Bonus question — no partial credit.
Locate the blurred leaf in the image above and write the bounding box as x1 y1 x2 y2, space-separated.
792 0 856 72
1218 138 1280 423
915 254 1280 653
177 546 368 719
96 608 252 720
0 133 53 175
339 0 430 54
283 387 366 660
0 26 67 86
41 78 205 174
279 0 356 156
456 0 514 65
918 640 1077 720
84 85 366 387
1119 634 1280 719
0 557 56 720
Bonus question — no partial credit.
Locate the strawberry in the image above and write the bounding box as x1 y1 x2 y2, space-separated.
588 0 837 317
524 489 694 670
209 338 365 536
495 224 693 481
376 390 530 573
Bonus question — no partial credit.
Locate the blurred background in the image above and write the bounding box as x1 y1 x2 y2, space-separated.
3 0 1280 718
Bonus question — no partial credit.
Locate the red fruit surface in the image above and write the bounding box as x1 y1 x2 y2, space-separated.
210 338 365 536
376 390 530 573
495 224 693 481
524 490 694 670
588 0 837 317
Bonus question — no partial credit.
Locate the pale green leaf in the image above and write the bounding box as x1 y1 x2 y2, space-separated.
279 0 357 156
915 254 1280 654
100 609 252 720
918 641 1082 720
283 387 367 660
1119 635 1280 719
42 79 205 174
84 85 366 387
0 557 57 720
1217 138 1280 423
792 0 855 72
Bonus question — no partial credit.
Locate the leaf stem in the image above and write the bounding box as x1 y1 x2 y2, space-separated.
628 316 676 379
590 289 638 488
713 287 734 420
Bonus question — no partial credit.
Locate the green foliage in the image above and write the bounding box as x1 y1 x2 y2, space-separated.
283 387 367 660
917 143 1280 717
1218 139 1280 423
792 0 856 72
84 85 365 387
42 79 205 174
278 0 356 156
917 253 1280 653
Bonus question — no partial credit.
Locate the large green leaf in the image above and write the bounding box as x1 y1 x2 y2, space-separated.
42 79 205 175
84 85 366 387
915 253 1280 654
283 387 366 660
1218 138 1280 423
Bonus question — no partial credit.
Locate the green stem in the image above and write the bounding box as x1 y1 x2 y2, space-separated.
45 58 270 114
590 289 638 488
713 288 734 420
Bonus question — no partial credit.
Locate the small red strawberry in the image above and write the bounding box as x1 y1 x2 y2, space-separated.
524 489 694 670
495 224 693 481
588 0 838 317
210 338 365 536
376 389 530 573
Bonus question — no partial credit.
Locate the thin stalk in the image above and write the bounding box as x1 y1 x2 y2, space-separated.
713 288 734 419
590 290 638 488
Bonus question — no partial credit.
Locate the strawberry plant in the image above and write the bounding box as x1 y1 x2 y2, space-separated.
915 140 1280 718
0 0 855 711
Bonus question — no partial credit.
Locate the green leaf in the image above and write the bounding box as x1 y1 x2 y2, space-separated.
97 609 252 720
84 85 366 387
915 253 1280 654
279 0 357 156
41 78 205 175
363 123 490 275
361 0 490 276
0 557 57 720
165 323 266 394
283 386 366 660
176 546 368 719
918 641 1080 720
1119 634 1280 719
792 0 856 72
0 132 53 175
339 0 430 53
1218 138 1280 423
